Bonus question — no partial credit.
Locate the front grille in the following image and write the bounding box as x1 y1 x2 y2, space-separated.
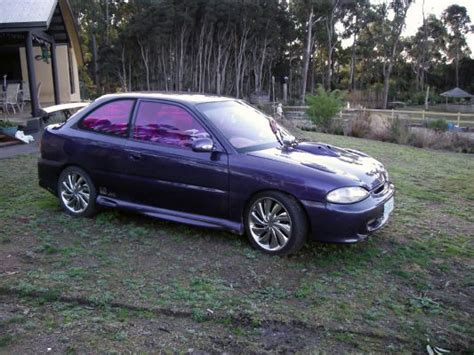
373 183 385 195
372 181 391 197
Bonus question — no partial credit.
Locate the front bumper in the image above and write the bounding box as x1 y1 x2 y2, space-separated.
301 183 395 243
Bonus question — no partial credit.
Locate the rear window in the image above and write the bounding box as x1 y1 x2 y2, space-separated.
79 100 135 137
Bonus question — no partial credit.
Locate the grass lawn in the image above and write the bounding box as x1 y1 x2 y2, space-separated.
0 131 472 353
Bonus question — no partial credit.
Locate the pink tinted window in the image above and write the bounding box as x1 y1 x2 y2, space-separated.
133 101 209 148
80 100 134 137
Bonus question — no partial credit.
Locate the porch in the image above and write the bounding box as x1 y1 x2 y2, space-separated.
0 0 83 128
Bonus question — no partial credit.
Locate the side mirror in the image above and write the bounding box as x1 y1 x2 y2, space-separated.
192 137 214 152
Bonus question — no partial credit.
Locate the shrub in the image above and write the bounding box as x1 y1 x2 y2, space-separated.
306 86 345 131
408 127 438 148
329 120 345 136
367 114 391 141
427 119 449 132
388 117 410 144
346 111 391 140
0 120 17 128
347 111 370 138
407 128 474 153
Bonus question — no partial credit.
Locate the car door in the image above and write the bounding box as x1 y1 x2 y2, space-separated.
123 99 229 219
70 99 137 201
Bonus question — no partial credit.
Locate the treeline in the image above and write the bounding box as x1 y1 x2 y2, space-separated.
70 0 474 108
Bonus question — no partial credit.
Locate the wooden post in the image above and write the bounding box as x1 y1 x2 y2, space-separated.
283 82 288 105
391 109 394 120
50 42 60 105
424 85 430 110
25 31 39 117
457 112 460 127
422 110 425 122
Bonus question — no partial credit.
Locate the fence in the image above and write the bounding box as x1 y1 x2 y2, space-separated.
283 106 474 128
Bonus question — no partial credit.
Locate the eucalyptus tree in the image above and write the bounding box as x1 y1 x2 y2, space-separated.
341 0 371 91
442 5 472 88
407 15 447 91
291 0 327 102
378 0 413 109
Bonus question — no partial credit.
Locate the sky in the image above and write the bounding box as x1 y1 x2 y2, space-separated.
373 0 474 55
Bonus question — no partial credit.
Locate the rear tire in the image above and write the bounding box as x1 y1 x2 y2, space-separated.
245 191 308 255
58 166 98 217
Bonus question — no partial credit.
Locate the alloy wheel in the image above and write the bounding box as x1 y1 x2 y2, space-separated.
248 197 292 251
60 173 91 214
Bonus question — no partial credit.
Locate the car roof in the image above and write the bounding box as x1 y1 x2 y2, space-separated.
98 92 235 105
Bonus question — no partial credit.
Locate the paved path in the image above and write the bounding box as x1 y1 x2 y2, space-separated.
0 132 41 159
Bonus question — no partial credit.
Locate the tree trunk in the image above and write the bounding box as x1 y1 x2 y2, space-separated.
120 47 127 91
455 42 459 87
349 31 357 91
92 34 99 88
381 1 411 109
138 40 150 91
300 7 313 103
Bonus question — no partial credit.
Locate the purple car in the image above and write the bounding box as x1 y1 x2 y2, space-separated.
38 93 395 255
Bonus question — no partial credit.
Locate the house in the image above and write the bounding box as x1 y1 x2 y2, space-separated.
0 0 82 117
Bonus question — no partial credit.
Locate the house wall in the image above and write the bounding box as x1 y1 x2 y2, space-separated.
19 44 81 105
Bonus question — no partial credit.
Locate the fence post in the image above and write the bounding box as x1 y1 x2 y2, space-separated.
391 109 394 120
457 112 460 127
339 111 342 120
422 110 425 121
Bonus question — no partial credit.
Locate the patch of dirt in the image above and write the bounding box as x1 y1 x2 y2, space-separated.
0 294 335 353
0 251 24 275
256 321 322 352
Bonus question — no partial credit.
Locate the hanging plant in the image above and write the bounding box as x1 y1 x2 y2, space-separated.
35 44 51 64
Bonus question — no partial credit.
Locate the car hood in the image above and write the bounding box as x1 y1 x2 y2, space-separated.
247 142 388 190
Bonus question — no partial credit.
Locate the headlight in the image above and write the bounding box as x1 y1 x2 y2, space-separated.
326 187 369 204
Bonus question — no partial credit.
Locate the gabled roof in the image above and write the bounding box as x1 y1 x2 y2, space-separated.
0 0 57 29
440 87 473 98
0 0 83 66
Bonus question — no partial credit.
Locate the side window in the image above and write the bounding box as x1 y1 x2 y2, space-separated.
133 101 209 148
80 100 135 137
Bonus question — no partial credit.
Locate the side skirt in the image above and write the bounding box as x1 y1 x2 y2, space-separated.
96 195 244 235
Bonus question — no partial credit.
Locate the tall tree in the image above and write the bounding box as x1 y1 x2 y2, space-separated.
341 0 370 91
407 14 447 91
292 0 327 103
380 0 412 109
442 5 472 87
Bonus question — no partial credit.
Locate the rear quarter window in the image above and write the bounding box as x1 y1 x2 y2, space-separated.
79 99 135 137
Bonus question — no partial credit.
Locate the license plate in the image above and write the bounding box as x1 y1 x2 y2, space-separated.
384 197 395 220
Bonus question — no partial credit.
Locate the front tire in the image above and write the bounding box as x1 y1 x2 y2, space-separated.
245 191 308 255
58 166 98 217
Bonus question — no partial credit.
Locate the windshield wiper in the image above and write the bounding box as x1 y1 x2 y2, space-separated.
269 118 299 148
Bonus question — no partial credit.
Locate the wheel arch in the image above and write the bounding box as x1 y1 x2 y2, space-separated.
55 164 96 194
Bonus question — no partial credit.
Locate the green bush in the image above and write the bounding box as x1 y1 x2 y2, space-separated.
0 120 17 128
427 119 449 132
306 86 345 130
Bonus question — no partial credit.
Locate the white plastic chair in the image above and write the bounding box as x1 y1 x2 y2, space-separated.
4 84 21 114
19 81 31 111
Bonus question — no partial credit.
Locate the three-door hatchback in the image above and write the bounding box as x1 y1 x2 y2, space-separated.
39 93 395 255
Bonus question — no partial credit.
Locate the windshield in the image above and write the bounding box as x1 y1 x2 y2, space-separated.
197 100 279 151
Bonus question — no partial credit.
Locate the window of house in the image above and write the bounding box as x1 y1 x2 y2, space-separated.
79 99 135 137
133 101 209 148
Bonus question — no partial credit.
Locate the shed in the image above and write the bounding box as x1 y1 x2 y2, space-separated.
440 87 473 99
